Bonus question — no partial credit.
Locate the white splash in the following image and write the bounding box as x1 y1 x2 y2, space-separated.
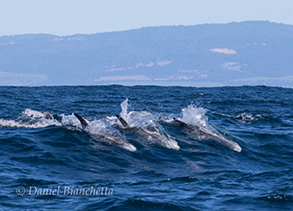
120 98 129 122
0 109 61 128
180 105 208 128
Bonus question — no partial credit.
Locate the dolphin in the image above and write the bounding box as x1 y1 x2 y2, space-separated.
74 113 136 152
173 117 241 152
115 114 180 150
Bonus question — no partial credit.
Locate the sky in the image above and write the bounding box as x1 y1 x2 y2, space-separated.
0 0 293 36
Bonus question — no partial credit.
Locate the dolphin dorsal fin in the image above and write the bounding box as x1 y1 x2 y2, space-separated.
173 117 189 127
74 113 88 129
115 114 128 127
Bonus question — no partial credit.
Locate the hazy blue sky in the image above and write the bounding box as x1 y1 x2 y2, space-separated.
0 0 292 36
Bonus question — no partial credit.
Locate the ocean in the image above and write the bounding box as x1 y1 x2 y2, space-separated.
0 85 292 210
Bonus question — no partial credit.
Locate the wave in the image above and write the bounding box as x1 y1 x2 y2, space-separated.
1 86 291 211
0 109 62 128
0 101 241 152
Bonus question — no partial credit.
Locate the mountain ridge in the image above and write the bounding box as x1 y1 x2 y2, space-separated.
0 21 292 86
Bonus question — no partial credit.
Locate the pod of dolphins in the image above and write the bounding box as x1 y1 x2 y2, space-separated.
73 101 242 153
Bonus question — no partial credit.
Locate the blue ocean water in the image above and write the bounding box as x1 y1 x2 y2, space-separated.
0 85 292 210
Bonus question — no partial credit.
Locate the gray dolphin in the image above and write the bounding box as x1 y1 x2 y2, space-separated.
115 114 180 150
173 117 241 152
74 113 136 152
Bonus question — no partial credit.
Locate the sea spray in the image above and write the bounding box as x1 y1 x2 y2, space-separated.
180 105 208 128
120 98 129 122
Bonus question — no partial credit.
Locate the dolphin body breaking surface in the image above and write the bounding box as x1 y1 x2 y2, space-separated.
173 117 242 152
114 98 179 151
74 113 136 152
114 98 179 150
116 113 180 150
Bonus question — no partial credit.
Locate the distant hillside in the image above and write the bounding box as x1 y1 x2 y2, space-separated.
0 21 293 86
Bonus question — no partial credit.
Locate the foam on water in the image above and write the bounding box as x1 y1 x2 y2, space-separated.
0 119 59 128
0 109 62 128
21 108 51 119
234 112 264 124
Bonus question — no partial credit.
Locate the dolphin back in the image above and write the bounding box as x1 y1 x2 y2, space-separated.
74 113 88 129
173 117 190 128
